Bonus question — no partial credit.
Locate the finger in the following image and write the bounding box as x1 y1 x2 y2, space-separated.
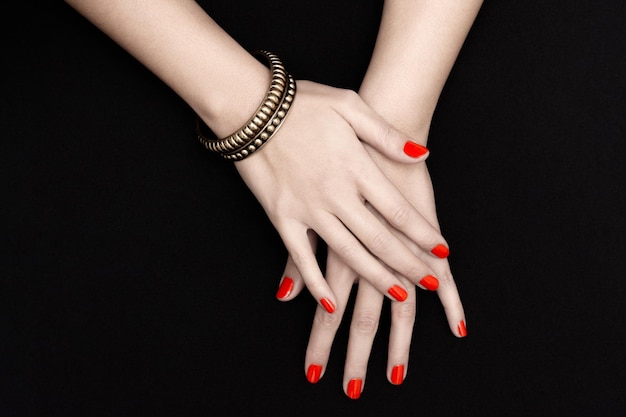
358 172 451 260
387 216 467 338
312 211 412 302
387 276 417 385
382 216 467 338
343 279 385 400
275 255 306 301
332 89 430 164
389 215 466 338
434 264 468 338
276 231 318 301
331 201 442 291
365 200 467 338
276 221 337 314
304 249 356 384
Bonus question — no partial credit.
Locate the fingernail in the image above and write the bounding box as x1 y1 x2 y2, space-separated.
419 275 439 291
388 285 408 302
347 378 363 400
306 364 323 384
431 244 450 258
403 141 429 158
276 277 294 299
457 320 468 337
391 365 404 385
320 298 335 314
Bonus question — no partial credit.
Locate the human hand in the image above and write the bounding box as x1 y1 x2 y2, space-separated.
280 147 466 399
235 80 450 314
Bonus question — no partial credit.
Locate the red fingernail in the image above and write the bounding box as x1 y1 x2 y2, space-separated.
419 275 439 291
347 378 362 400
391 365 404 385
431 244 450 258
388 285 408 302
276 277 294 299
306 364 323 384
320 298 335 314
458 320 468 337
403 141 429 158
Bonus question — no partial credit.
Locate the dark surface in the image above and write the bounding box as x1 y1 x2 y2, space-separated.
2 1 625 416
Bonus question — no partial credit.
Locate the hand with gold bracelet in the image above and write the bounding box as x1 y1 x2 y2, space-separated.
278 0 484 399
63 1 449 316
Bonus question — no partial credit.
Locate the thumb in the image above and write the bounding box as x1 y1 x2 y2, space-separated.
334 90 429 163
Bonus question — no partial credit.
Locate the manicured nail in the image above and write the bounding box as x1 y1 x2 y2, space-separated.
403 141 429 158
347 378 362 400
419 275 439 291
457 320 468 337
388 285 408 302
391 365 404 385
275 277 294 299
320 298 335 314
306 364 323 384
431 244 450 258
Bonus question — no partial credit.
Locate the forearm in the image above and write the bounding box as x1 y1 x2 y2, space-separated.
64 0 268 136
360 0 483 139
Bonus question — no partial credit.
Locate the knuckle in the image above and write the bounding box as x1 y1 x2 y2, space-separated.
377 122 397 148
314 308 340 329
337 243 358 261
369 231 392 254
403 265 424 281
288 250 307 269
389 204 412 228
438 269 456 287
394 301 417 321
351 313 379 336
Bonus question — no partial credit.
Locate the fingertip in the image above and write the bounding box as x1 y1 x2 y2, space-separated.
418 275 439 291
320 298 336 314
275 276 295 300
306 363 323 384
346 378 363 400
456 320 468 338
403 141 429 159
388 285 408 302
390 364 405 385
431 243 450 259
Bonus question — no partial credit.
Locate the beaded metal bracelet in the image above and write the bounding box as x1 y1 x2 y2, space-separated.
196 50 296 161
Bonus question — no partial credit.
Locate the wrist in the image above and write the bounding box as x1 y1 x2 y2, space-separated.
196 51 296 161
358 87 432 144
196 54 272 138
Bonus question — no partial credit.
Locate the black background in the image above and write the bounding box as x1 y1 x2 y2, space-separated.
2 1 625 416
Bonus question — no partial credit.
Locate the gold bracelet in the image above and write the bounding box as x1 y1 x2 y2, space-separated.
196 50 296 161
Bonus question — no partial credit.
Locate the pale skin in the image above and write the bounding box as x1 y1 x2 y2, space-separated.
278 0 484 399
63 0 454 311
63 0 481 399
63 1 453 318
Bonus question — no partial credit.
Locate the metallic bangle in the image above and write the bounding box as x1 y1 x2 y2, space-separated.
196 50 297 161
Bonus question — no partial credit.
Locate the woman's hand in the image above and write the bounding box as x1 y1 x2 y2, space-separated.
280 152 466 398
276 0 482 397
236 80 450 313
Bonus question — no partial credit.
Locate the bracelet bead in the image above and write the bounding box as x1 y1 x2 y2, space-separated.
196 50 296 161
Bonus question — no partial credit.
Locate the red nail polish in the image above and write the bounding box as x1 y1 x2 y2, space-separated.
320 298 335 314
347 378 362 400
419 275 439 291
276 277 294 299
458 320 467 337
307 364 322 384
431 244 450 259
403 141 429 158
391 365 404 385
388 285 408 302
